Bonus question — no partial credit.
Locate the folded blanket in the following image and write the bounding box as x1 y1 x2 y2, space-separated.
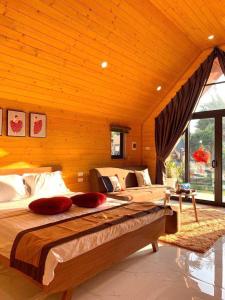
10 202 172 283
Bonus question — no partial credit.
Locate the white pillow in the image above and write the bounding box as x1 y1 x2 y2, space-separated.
109 175 122 192
23 171 70 197
0 175 28 202
135 169 151 187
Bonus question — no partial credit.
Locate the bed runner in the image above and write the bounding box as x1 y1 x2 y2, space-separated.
10 202 170 283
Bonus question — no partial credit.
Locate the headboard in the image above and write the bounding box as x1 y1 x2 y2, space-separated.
0 167 53 176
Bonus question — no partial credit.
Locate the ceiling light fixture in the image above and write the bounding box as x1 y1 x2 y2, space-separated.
101 61 108 69
156 85 162 91
208 35 214 40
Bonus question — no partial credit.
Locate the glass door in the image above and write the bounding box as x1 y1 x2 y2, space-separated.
189 118 215 202
166 57 225 206
223 117 225 203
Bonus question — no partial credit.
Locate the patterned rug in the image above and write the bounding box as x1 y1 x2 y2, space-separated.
160 206 225 253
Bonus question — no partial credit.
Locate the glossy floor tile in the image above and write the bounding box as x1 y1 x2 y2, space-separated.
71 236 225 300
71 202 225 300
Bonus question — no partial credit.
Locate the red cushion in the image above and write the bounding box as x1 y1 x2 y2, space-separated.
71 192 106 208
29 197 72 215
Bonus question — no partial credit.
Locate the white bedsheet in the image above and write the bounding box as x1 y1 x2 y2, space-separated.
0 193 172 285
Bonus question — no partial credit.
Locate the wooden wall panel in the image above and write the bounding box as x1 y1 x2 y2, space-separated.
0 0 224 189
0 99 142 191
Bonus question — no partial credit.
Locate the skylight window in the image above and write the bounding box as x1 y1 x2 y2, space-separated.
195 58 225 112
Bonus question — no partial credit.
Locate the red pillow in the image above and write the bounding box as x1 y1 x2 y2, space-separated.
71 192 106 208
29 197 72 215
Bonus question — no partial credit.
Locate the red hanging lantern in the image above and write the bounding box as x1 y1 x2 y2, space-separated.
192 146 210 163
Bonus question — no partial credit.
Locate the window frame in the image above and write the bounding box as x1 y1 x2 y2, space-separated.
111 131 124 159
184 83 225 207
166 58 225 207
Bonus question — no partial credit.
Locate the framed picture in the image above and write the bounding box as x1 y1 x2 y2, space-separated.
30 113 47 138
7 110 26 137
0 108 2 136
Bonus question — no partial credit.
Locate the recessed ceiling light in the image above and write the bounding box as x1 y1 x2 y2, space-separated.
101 61 108 69
208 35 214 40
156 85 162 91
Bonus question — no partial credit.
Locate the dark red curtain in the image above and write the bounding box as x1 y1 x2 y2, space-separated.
155 47 225 184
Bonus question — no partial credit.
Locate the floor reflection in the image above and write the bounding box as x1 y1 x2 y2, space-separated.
71 236 225 300
176 236 225 299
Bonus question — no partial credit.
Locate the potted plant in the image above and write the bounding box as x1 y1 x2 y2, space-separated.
165 160 178 189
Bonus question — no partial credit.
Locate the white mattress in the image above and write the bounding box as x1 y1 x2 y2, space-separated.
0 193 172 285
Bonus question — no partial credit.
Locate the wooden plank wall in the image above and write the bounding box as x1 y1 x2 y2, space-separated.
142 46 225 182
0 0 223 189
0 99 142 191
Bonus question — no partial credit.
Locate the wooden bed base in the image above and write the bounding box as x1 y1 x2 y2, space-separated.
41 216 165 300
2 216 165 300
0 167 166 300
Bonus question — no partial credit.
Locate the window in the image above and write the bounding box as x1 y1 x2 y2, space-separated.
205 58 225 85
111 131 124 159
166 134 185 183
166 57 225 205
195 82 225 112
195 58 225 112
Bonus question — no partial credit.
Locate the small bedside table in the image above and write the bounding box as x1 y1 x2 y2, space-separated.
165 190 199 223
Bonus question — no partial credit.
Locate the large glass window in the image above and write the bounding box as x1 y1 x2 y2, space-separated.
195 83 225 112
189 118 215 201
166 134 185 185
166 57 225 206
195 59 225 112
205 58 225 85
222 117 225 203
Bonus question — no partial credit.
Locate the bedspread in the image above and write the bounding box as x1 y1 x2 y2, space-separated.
0 194 172 285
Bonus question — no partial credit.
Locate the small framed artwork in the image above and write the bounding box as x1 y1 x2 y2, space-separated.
0 108 2 136
30 113 47 138
7 110 26 137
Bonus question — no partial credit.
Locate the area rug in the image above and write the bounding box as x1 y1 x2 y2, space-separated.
160 206 225 253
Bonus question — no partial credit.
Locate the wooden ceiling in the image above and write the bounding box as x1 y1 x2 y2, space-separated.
0 0 224 122
150 0 225 50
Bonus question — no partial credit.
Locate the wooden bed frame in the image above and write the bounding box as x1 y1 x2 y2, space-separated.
0 167 167 300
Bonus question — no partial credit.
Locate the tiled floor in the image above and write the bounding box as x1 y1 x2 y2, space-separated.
72 202 225 300
72 237 225 300
0 203 224 300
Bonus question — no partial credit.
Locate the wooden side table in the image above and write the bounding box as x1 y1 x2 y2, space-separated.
164 190 199 222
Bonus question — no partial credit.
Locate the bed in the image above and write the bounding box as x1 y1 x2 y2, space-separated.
0 167 173 300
